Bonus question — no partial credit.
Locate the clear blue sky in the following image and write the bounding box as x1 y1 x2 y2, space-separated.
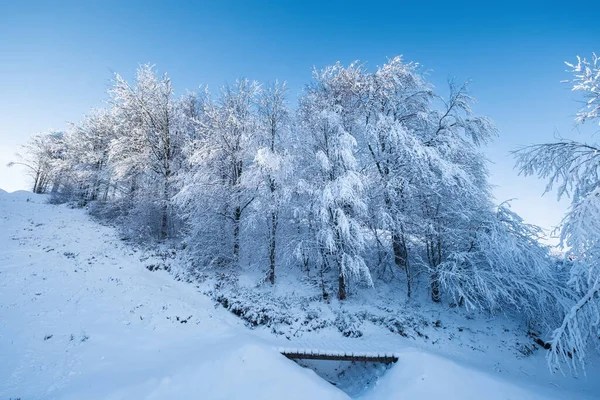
1 0 598 237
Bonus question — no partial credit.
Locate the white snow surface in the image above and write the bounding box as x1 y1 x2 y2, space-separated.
1 190 598 399
0 192 345 400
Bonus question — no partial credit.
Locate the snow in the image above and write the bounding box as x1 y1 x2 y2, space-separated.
1 190 598 399
362 348 574 400
0 191 346 400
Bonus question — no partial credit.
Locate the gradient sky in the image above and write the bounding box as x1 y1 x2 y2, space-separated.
1 0 598 239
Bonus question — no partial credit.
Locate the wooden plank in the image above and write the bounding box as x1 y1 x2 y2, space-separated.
281 351 398 363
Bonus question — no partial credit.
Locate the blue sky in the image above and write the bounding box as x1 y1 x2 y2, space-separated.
1 0 598 237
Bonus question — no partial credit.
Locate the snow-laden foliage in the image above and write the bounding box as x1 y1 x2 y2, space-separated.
296 63 373 300
175 79 262 267
14 55 598 370
250 81 293 284
358 58 434 297
439 202 569 320
8 130 65 194
514 54 600 371
54 109 116 203
107 64 185 239
566 53 600 125
415 80 498 303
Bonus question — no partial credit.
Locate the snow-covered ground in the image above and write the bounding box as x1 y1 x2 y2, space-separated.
1 189 598 399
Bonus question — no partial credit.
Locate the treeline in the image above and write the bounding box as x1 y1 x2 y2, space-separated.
13 56 594 369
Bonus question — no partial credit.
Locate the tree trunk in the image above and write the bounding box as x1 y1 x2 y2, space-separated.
32 170 41 194
160 175 169 240
320 255 328 300
430 238 442 302
338 273 347 300
36 173 47 194
160 110 172 240
337 258 347 300
232 156 243 265
268 210 276 284
267 175 277 284
102 184 110 202
91 179 100 201
392 230 411 297
406 262 412 299
431 274 441 302
426 237 442 303
50 178 60 194
233 205 241 264
160 204 168 240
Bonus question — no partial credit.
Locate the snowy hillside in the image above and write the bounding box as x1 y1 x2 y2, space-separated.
1 191 598 399
0 191 346 400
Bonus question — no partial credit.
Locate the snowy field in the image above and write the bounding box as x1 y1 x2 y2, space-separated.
1 190 598 399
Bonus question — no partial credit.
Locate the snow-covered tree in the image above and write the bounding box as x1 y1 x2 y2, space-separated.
358 57 433 296
297 63 372 300
176 79 262 267
108 64 183 239
438 202 566 320
568 53 600 125
13 56 568 330
251 81 292 283
418 81 497 302
9 131 65 194
58 109 116 203
514 54 600 370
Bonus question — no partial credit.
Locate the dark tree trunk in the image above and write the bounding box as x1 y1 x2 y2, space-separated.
337 258 347 300
32 170 41 194
160 175 170 240
268 211 276 285
431 275 441 303
392 230 411 297
233 205 241 264
160 110 172 241
429 238 442 303
320 258 328 300
36 173 48 194
160 205 168 240
267 175 277 285
232 157 243 264
338 273 347 300
431 237 442 303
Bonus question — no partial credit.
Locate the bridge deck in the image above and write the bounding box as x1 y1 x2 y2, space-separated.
279 348 399 363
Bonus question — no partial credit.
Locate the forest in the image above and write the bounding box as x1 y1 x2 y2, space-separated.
10 54 600 372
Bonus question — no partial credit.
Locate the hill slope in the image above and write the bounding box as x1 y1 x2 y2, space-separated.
0 192 347 400
0 191 597 399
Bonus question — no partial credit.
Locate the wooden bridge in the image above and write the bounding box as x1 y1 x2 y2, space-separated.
279 347 399 364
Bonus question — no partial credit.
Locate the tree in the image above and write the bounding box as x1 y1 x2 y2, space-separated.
9 131 65 194
109 64 183 239
438 202 566 319
176 80 262 266
59 109 116 203
13 55 561 326
569 53 600 125
419 81 497 302
514 53 600 370
253 81 291 284
297 63 372 300
358 57 433 297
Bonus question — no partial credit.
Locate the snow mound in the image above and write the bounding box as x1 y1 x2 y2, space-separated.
362 348 586 400
0 189 43 203
52 341 348 400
